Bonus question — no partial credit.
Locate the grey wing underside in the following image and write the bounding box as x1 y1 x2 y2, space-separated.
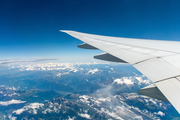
61 30 180 114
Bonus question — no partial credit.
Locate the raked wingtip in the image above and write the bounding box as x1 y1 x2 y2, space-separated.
59 30 75 33
59 30 67 33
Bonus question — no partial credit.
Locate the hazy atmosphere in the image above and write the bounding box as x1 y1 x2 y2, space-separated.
1 0 180 120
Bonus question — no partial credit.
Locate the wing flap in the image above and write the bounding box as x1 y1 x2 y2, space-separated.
138 84 169 102
78 43 98 49
134 58 180 82
155 78 180 113
94 53 127 63
163 54 180 70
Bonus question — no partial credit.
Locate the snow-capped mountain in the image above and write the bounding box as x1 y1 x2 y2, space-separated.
0 63 179 119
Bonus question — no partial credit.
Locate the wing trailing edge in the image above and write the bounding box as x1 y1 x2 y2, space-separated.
78 43 98 49
94 53 128 63
138 84 169 103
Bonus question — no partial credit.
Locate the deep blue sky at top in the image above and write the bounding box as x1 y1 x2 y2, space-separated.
0 0 180 62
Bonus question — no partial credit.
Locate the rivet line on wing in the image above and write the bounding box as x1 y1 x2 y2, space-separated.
154 75 180 84
133 57 157 65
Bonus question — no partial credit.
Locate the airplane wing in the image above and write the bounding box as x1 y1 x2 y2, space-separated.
61 30 180 114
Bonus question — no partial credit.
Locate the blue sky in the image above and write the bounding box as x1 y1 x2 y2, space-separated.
1 0 180 62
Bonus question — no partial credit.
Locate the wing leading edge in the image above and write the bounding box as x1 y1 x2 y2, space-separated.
61 30 180 114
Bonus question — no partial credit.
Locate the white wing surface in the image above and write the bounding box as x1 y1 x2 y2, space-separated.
61 30 180 114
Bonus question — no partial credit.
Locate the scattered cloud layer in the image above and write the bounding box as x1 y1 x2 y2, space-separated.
0 59 58 65
78 113 91 119
113 78 134 85
13 103 44 115
10 62 109 71
154 111 165 116
77 75 165 120
68 116 76 120
113 76 151 86
88 68 99 74
0 99 26 106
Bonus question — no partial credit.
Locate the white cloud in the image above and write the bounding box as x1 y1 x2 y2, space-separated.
10 62 109 71
56 72 69 77
3 92 20 97
78 113 91 119
8 114 17 120
88 68 99 74
154 111 165 116
12 86 16 90
98 97 111 102
100 108 124 120
7 86 16 90
78 83 160 120
13 108 25 115
133 116 143 120
42 108 52 114
13 103 44 115
0 99 26 106
113 76 151 86
68 116 76 120
113 77 134 85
